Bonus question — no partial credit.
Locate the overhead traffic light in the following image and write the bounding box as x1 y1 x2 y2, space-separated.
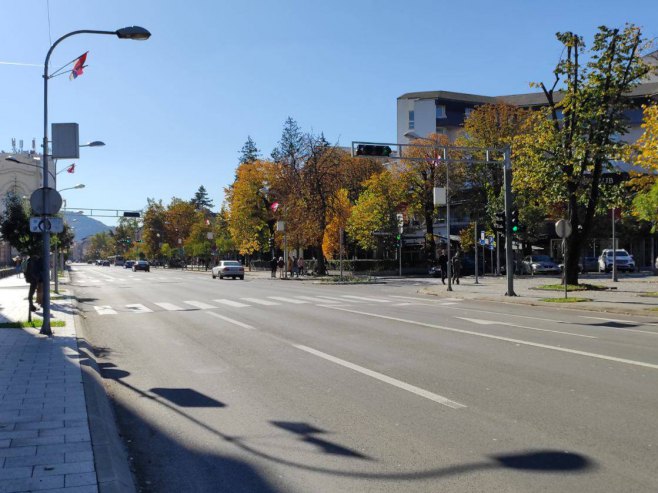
494 211 505 233
356 144 392 157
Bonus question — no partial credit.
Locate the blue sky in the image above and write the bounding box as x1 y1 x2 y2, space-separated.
1 0 656 226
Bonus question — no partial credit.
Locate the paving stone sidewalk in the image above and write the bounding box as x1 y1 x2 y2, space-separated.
0 273 101 493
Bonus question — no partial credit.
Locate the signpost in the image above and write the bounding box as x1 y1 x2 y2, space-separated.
555 219 572 299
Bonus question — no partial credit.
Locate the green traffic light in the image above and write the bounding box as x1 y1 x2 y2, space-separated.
512 226 519 232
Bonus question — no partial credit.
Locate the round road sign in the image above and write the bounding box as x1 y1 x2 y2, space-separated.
555 219 572 238
30 187 62 215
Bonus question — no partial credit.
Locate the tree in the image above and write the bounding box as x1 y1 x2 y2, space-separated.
271 117 304 168
631 104 658 228
347 170 403 253
190 185 214 210
239 136 260 165
518 25 650 284
322 189 351 259
141 199 167 260
0 192 40 254
164 198 198 258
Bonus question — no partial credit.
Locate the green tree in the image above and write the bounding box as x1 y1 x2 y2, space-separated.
141 198 167 260
0 192 40 254
517 25 651 284
239 136 260 165
190 185 214 210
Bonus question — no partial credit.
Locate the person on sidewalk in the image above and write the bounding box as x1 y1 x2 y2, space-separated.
291 255 299 278
451 248 462 285
278 256 285 278
438 249 448 285
270 257 278 278
25 254 43 311
297 256 305 277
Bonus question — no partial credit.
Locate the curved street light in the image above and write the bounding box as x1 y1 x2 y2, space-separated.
39 26 150 335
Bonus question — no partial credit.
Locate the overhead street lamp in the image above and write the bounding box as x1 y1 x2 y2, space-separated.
404 130 453 291
39 26 150 336
4 156 56 181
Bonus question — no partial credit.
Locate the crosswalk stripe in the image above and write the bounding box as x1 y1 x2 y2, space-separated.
125 304 153 314
341 295 391 303
184 301 217 310
316 295 364 303
240 298 280 306
154 302 185 311
213 299 250 308
94 305 117 315
267 296 308 304
296 296 341 304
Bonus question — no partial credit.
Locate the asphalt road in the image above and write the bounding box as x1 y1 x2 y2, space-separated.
70 265 658 493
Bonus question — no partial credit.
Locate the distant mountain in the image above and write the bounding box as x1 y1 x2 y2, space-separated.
63 212 113 241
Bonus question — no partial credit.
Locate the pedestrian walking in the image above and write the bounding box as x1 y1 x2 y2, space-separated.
438 249 448 285
451 249 462 285
297 257 305 277
277 256 285 278
270 257 278 278
292 255 299 278
25 254 43 312
14 256 22 278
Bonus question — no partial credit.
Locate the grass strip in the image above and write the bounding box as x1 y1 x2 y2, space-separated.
540 297 592 303
0 320 66 329
638 292 658 298
535 283 608 291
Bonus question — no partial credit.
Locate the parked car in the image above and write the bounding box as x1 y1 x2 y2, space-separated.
212 260 244 280
581 256 599 273
598 249 635 273
132 260 150 272
521 255 561 275
101 260 110 267
124 260 135 269
558 260 584 273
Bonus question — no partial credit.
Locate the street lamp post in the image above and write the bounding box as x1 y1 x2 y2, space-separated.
39 26 150 336
404 131 452 291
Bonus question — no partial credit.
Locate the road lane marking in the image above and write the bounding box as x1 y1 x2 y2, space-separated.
326 306 658 371
125 304 153 314
93 305 117 315
205 311 255 329
268 297 308 304
316 295 365 303
297 296 342 304
213 299 250 308
457 317 597 339
341 295 391 303
184 301 217 310
293 344 466 409
154 302 185 311
240 298 280 306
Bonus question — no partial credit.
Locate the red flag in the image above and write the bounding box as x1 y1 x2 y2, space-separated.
205 218 210 226
66 164 75 174
69 52 88 80
270 202 279 212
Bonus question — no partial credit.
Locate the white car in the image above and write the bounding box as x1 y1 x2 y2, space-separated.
211 260 244 280
598 249 635 273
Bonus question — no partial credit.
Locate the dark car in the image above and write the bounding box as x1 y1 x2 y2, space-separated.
124 260 135 269
581 257 599 273
132 260 150 272
101 260 110 267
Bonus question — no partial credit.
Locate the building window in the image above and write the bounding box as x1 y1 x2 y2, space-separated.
464 108 473 119
436 105 446 119
436 127 447 135
408 110 415 129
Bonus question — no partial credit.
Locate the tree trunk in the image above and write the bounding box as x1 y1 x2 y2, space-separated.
565 230 583 285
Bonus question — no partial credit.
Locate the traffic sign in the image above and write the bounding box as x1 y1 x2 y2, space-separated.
30 217 64 233
30 188 62 215
479 239 486 246
555 219 572 238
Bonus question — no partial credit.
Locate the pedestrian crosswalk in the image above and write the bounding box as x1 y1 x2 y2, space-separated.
87 294 459 316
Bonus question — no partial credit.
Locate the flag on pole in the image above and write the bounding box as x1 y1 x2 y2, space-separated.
66 164 75 174
205 218 211 226
69 52 88 80
270 202 279 212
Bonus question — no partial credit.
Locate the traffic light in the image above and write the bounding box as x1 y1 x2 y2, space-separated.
510 208 519 233
356 144 392 157
494 211 505 233
396 234 401 248
123 211 140 218
268 237 274 249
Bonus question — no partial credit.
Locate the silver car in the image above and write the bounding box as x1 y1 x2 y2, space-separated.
211 260 244 280
522 255 561 275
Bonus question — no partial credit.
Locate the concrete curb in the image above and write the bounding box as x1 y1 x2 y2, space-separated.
71 290 137 493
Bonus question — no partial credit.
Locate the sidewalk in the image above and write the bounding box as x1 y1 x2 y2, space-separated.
0 273 132 493
416 272 658 317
